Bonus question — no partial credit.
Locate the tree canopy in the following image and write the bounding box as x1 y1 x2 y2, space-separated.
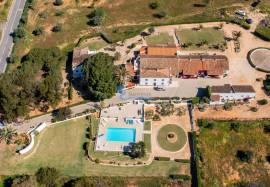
82 53 117 101
0 47 64 122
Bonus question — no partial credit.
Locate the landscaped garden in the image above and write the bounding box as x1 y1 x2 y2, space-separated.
157 124 187 152
146 32 175 46
176 27 226 50
196 119 270 186
0 117 187 177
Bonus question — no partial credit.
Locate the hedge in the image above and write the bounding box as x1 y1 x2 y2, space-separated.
169 174 191 181
255 26 270 41
174 159 190 163
154 157 170 161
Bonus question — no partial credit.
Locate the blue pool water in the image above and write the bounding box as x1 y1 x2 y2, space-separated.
106 128 136 142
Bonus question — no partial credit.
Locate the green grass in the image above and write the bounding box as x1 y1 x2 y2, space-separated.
176 27 225 49
144 134 152 153
157 124 187 152
197 120 270 186
0 0 12 21
146 32 175 46
144 121 151 131
0 117 187 177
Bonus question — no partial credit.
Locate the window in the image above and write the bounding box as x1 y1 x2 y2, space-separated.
145 82 148 85
145 79 148 81
154 79 156 81
161 82 164 85
162 79 164 81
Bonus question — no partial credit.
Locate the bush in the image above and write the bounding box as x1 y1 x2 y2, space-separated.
149 2 159 9
53 107 72 121
236 150 253 163
230 122 240 132
38 11 49 19
32 27 44 36
250 107 258 112
154 156 170 161
129 141 146 159
95 158 100 163
257 99 268 105
153 11 167 19
52 24 62 32
88 8 105 26
152 114 161 121
36 167 59 186
191 97 200 105
12 27 26 42
54 0 63 6
223 102 233 111
55 10 64 16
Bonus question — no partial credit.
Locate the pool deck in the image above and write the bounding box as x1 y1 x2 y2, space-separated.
95 101 144 152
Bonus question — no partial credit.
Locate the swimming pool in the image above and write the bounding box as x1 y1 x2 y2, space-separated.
106 128 136 142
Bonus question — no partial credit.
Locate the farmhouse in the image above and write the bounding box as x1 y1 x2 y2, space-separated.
210 84 256 104
72 47 97 78
138 46 229 86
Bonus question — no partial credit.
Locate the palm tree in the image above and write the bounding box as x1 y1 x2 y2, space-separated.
0 127 17 144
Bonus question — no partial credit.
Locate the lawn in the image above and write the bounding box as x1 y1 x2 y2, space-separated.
144 121 151 131
144 134 151 153
146 32 175 46
197 120 270 186
157 124 187 152
176 27 225 49
0 117 187 177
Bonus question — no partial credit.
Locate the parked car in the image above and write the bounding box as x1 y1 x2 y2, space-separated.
154 86 166 91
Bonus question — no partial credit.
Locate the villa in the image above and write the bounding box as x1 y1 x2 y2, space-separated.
95 101 144 152
210 84 256 104
137 46 229 86
72 47 97 78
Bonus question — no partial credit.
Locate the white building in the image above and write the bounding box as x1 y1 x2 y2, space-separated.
139 68 171 86
210 84 256 104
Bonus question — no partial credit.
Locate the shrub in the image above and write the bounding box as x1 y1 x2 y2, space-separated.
54 0 63 6
38 11 49 19
95 158 100 163
223 102 233 111
88 8 105 26
153 11 167 18
55 10 64 16
230 122 240 132
149 2 159 9
152 114 161 121
32 27 44 36
257 99 268 105
36 167 59 186
250 107 258 112
266 155 270 163
114 52 121 61
52 24 62 32
148 27 155 34
191 97 200 105
264 124 270 133
145 110 154 119
236 150 253 163
158 103 174 116
129 141 146 159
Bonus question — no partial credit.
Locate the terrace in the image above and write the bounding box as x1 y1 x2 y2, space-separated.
95 101 144 152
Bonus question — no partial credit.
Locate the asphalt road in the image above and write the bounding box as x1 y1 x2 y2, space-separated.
0 0 26 73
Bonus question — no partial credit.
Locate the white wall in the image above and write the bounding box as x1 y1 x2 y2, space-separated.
139 77 170 86
214 92 256 102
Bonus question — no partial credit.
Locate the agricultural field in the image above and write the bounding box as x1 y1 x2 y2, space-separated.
176 27 226 50
197 120 270 186
13 0 250 58
0 117 187 177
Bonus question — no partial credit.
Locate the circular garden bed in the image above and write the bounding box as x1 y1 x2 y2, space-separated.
157 124 187 152
248 48 270 72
